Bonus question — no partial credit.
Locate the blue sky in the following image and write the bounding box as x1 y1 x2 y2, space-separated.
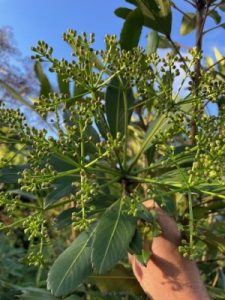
1 0 223 118
0 0 224 59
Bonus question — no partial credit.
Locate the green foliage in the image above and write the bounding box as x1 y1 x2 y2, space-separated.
47 230 93 297
116 0 172 49
1 1 225 298
92 200 136 274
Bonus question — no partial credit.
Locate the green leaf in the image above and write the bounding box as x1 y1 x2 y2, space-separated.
136 0 172 36
120 8 143 50
45 178 75 208
84 125 100 154
57 74 71 97
125 0 138 5
18 287 80 300
129 114 168 168
95 112 109 139
0 79 33 109
92 201 136 274
0 165 25 184
34 62 52 97
158 35 172 48
114 7 132 19
207 286 225 300
88 264 144 295
129 228 142 255
47 230 94 297
180 13 196 36
201 231 225 253
105 77 135 138
18 287 60 300
54 207 77 229
146 31 159 54
209 10 221 24
219 3 225 11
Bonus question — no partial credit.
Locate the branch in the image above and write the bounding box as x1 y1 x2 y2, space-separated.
196 3 210 48
184 0 196 8
205 56 225 72
209 0 224 11
203 23 225 35
166 35 190 73
171 2 193 20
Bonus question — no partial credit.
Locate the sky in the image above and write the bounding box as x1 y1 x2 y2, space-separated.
0 0 224 59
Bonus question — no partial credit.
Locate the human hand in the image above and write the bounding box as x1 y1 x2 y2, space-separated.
129 200 210 300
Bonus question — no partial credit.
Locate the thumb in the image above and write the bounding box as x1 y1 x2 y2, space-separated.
128 253 146 283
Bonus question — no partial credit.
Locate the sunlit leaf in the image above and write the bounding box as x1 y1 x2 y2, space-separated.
209 10 221 24
120 8 143 50
0 79 33 109
34 62 52 97
146 31 159 54
180 13 196 36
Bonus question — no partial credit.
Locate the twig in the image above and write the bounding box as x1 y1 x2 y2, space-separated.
184 0 196 7
192 1 210 145
209 0 224 11
171 2 193 20
203 23 225 35
166 35 190 73
205 56 225 71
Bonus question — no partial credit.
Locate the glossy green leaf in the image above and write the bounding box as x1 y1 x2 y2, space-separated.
18 287 81 300
136 0 172 36
114 7 132 19
88 264 144 295
158 35 172 48
47 230 94 297
125 0 137 5
201 231 225 253
84 125 100 154
120 8 143 50
0 79 33 109
0 165 26 184
207 286 225 300
180 13 196 36
92 201 136 274
146 31 159 54
141 115 168 153
34 62 52 97
129 228 142 255
129 114 168 168
54 207 77 229
45 178 75 208
57 74 71 97
105 77 135 138
209 10 221 24
95 112 109 139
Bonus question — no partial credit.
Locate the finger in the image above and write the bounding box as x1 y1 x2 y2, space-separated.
143 199 180 245
128 253 146 282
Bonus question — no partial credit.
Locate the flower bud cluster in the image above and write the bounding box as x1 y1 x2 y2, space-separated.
189 115 225 184
95 132 124 163
23 213 47 241
25 249 45 267
0 192 20 216
72 171 97 231
122 193 141 217
0 104 30 139
18 164 57 193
